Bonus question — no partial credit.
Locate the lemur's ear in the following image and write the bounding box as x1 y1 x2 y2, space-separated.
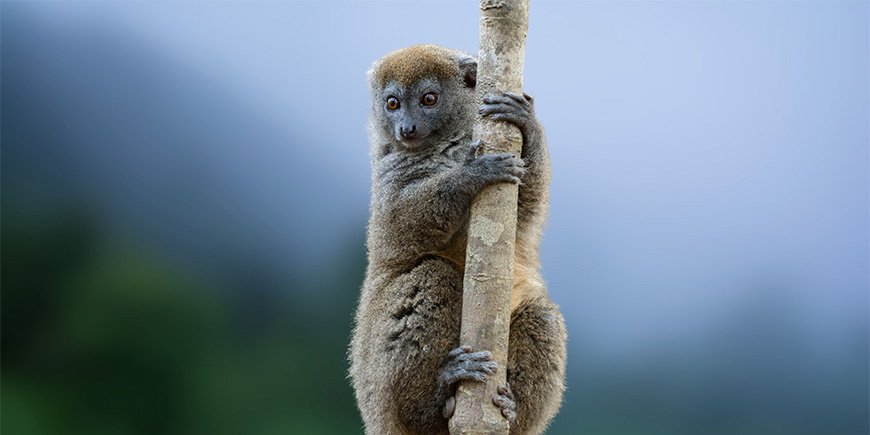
458 56 477 89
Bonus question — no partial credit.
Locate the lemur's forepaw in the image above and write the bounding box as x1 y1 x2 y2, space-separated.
492 383 517 424
439 345 498 418
477 153 526 185
464 139 526 185
479 92 536 132
465 140 485 162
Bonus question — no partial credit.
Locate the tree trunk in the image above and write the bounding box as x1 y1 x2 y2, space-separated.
449 1 530 434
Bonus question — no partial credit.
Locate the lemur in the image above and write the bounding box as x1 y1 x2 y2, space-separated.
350 45 566 435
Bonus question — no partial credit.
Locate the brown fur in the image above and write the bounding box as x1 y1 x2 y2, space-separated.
371 44 461 88
350 45 566 435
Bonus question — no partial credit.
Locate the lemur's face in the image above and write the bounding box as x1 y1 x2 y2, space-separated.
379 77 446 149
369 45 478 151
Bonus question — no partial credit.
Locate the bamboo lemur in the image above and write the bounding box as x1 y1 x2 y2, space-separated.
349 45 566 435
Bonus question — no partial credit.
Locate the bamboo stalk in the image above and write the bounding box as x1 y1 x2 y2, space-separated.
449 1 530 433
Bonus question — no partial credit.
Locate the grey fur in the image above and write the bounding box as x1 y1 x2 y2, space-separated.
350 45 567 435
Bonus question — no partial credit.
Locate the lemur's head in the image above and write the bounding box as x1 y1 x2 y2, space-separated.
368 45 477 150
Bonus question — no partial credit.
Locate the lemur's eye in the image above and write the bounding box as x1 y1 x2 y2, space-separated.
422 92 439 106
386 96 400 111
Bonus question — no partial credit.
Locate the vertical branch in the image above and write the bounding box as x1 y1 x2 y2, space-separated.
449 0 530 434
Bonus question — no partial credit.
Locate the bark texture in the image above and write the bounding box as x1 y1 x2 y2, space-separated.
449 1 530 434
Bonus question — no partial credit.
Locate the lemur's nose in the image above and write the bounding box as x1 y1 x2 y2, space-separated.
400 125 417 139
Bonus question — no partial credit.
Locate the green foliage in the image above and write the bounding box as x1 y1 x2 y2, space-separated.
2 207 363 435
3 204 865 435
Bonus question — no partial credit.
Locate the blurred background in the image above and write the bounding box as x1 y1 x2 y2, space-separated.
2 1 867 434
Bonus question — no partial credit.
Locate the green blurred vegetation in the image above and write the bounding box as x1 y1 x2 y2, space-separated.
2 202 365 435
5 206 866 435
